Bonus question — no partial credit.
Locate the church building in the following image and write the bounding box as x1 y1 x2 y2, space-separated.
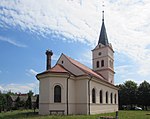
36 11 118 115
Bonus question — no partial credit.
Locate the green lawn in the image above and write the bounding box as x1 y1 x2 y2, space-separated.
0 110 150 119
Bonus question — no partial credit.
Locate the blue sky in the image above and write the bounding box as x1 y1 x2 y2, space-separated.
0 0 150 94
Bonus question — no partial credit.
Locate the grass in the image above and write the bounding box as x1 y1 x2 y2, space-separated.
0 110 150 119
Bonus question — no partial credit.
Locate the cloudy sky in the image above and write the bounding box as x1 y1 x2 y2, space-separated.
0 0 150 94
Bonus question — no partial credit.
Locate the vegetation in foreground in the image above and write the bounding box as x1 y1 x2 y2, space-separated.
0 110 150 119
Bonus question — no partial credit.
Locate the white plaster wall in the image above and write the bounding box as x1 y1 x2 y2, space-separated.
90 79 118 114
90 104 118 114
68 78 76 114
39 77 50 115
49 76 66 103
92 45 114 84
38 74 69 115
39 103 50 115
75 79 88 114
38 71 118 115
57 54 85 76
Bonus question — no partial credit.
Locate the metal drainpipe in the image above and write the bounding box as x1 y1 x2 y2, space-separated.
66 74 71 115
88 75 92 115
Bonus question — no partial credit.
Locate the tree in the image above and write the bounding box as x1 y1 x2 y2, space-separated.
138 80 150 110
124 80 138 108
28 90 34 97
5 94 13 111
117 80 138 109
26 95 32 109
0 93 6 112
26 90 34 109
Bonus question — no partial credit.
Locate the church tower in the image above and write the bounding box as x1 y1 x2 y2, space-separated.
92 11 115 84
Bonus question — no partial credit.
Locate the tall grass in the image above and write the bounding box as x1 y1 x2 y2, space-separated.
0 110 150 119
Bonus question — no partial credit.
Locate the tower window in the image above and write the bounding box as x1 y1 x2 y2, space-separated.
62 61 64 64
92 88 96 103
109 60 113 68
98 52 101 56
101 60 104 67
54 85 61 103
96 61 99 68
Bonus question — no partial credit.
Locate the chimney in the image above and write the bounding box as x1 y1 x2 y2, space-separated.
45 49 53 70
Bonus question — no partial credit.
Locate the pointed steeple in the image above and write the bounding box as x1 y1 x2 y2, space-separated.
98 11 109 45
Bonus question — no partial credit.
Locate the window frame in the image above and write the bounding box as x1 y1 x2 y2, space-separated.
106 91 108 104
54 85 61 103
92 88 96 103
101 60 104 67
100 90 103 104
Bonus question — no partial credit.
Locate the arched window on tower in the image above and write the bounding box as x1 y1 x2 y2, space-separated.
100 90 103 103
96 61 99 68
110 93 113 104
106 91 108 104
54 85 61 103
92 88 96 103
101 60 104 67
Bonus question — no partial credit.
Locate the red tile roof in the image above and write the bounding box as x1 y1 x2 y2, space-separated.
50 64 69 73
63 54 105 80
37 64 70 76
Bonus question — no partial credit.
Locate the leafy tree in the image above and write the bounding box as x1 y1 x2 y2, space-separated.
26 95 32 109
26 90 34 109
138 80 150 110
124 80 138 108
28 90 34 97
15 96 26 109
5 94 13 111
117 80 138 109
0 93 6 112
117 84 126 109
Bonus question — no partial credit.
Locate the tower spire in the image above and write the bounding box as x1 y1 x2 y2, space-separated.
98 0 108 45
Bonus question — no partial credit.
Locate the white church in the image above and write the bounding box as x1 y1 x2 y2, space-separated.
36 11 118 115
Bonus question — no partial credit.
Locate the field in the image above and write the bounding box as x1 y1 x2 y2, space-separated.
0 110 150 119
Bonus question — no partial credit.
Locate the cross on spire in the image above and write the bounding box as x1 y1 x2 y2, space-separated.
98 0 109 45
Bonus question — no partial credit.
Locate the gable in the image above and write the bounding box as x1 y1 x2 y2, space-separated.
57 54 85 76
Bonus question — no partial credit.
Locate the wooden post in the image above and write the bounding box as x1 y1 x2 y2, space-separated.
116 111 119 119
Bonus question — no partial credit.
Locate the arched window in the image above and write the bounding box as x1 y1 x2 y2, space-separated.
54 85 61 103
106 91 108 104
100 90 103 103
101 60 104 67
110 93 113 104
92 88 96 103
96 61 99 68
114 94 117 104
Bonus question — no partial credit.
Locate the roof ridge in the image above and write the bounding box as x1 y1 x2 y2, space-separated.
63 54 105 80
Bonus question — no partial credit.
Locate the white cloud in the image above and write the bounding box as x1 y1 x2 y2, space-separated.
26 69 38 76
0 86 4 91
0 82 39 94
115 65 132 75
0 0 150 83
0 36 27 47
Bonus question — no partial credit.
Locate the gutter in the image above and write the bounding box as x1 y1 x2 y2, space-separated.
88 75 93 115
66 74 71 115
